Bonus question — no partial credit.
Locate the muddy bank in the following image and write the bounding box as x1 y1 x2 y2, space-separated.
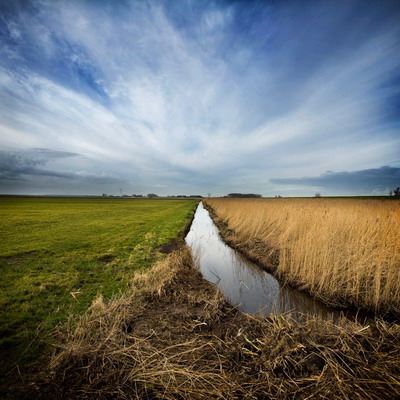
203 201 399 320
28 247 400 400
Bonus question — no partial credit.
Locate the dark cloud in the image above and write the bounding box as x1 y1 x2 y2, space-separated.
270 166 400 193
0 149 78 179
0 149 125 189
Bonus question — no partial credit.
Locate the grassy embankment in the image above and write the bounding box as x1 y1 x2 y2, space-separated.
205 198 400 315
40 248 400 399
0 197 197 381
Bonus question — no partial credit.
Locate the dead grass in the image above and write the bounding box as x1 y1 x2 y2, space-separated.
205 198 400 315
33 247 400 400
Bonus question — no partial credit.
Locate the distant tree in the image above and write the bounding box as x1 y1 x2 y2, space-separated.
389 191 393 196
394 187 400 196
147 193 158 198
315 193 322 198
227 193 262 198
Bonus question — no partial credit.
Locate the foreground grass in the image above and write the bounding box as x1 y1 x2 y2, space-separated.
205 198 400 315
0 197 197 378
38 248 400 400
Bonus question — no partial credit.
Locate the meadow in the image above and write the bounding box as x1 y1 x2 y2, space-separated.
0 197 197 377
205 198 400 315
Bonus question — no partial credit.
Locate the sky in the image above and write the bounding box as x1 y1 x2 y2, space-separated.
0 0 399 197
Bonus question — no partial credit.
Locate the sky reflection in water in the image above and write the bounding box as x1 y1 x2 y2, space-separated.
186 202 340 320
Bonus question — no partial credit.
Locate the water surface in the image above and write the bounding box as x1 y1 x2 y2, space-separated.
185 202 341 320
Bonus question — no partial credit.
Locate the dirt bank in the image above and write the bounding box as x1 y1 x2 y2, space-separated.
22 246 400 400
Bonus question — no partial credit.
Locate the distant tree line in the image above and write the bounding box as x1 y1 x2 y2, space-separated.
226 193 262 198
175 195 203 198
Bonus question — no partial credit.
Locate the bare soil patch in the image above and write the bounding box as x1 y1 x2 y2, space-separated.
1 251 39 266
158 238 182 254
97 254 116 263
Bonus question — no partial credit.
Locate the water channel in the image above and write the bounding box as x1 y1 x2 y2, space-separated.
185 202 343 320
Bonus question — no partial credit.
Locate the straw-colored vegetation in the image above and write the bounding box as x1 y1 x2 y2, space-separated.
37 248 400 399
205 198 400 314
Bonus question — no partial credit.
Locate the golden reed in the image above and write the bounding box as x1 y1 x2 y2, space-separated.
206 198 400 313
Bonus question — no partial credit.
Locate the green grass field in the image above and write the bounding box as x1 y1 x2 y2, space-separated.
0 197 198 375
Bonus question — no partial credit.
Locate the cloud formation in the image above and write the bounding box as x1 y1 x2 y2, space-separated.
0 0 399 195
0 149 125 194
270 166 400 195
0 148 78 178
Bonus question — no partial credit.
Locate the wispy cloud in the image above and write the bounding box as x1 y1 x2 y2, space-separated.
0 0 399 195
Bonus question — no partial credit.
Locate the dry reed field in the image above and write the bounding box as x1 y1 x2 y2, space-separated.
35 248 400 400
205 198 400 315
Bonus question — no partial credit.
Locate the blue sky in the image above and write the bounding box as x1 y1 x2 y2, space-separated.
0 0 399 196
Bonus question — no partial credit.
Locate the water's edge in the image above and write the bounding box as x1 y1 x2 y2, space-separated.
185 202 343 321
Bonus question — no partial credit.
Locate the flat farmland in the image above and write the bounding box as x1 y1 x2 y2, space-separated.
0 197 197 373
